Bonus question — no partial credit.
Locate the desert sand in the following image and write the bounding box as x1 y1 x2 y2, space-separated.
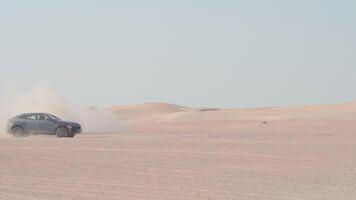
1 102 356 199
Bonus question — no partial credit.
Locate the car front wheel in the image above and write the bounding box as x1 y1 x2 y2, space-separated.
56 126 69 137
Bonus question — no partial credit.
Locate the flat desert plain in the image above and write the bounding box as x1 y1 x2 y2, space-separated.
1 102 356 200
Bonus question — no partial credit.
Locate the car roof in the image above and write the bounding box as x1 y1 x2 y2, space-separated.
20 113 52 116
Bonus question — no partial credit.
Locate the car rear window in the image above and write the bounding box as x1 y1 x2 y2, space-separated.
18 114 27 119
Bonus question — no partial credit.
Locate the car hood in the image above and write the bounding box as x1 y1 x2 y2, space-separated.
58 120 81 127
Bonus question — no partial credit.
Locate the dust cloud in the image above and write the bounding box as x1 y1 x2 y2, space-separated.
0 82 127 136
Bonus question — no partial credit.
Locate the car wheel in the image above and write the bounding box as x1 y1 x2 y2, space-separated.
56 126 69 137
12 126 26 137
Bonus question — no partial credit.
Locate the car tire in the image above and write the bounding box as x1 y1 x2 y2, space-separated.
56 126 69 137
11 126 27 137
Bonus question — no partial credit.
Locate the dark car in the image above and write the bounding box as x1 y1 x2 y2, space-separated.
6 113 82 137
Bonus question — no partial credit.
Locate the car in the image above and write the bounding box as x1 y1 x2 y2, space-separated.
6 113 82 137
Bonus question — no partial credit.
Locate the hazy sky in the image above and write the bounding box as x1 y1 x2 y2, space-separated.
0 0 355 108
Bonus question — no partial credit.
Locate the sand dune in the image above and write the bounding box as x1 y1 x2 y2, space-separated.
1 102 355 199
111 102 194 121
111 102 356 134
112 102 356 122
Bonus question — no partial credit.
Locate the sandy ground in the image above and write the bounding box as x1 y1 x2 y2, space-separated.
1 102 356 199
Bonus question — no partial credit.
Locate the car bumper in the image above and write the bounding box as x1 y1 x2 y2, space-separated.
68 126 82 134
6 123 13 133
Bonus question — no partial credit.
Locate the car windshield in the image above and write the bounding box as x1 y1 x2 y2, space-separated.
48 114 61 120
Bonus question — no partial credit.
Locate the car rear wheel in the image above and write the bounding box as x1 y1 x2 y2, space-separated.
12 126 27 137
56 126 69 137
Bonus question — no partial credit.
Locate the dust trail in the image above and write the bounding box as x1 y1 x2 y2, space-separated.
0 82 127 136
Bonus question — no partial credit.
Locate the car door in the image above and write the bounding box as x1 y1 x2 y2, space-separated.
25 114 39 132
36 114 56 133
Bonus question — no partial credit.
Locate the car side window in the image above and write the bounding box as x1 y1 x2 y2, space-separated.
38 114 46 120
27 114 37 120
